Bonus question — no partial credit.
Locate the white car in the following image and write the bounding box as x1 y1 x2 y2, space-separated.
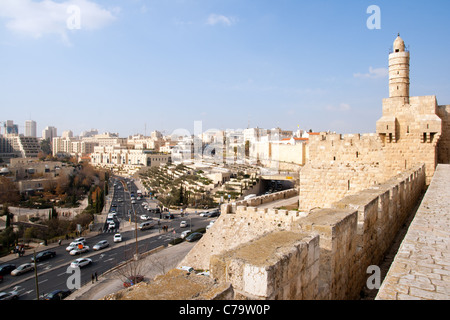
69 245 90 256
140 214 150 221
70 258 92 269
66 241 86 252
11 263 34 276
180 221 188 228
206 220 216 230
113 233 122 242
180 230 192 239
93 240 109 251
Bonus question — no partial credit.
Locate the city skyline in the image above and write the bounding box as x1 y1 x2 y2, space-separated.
1 0 449 137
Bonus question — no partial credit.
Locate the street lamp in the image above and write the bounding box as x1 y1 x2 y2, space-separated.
33 243 42 300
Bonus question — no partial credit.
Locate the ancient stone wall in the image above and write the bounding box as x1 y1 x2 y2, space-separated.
178 165 425 300
210 231 320 300
376 164 450 300
437 105 450 164
299 133 385 211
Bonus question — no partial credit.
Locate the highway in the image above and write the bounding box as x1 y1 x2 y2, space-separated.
0 176 214 300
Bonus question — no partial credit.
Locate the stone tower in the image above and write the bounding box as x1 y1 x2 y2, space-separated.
389 34 410 103
377 34 442 184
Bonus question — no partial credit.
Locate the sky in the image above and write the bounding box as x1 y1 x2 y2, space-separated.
0 0 449 138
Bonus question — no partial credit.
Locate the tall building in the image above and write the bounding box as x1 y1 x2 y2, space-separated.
42 126 57 140
25 120 37 137
3 120 19 135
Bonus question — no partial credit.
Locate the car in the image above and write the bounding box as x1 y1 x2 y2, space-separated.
11 263 34 276
185 232 203 242
177 266 194 273
66 240 86 252
42 289 72 300
108 222 116 230
31 250 56 262
180 221 188 228
131 200 136 204
107 213 116 219
140 214 150 221
74 237 86 243
138 221 156 230
180 230 192 239
206 220 216 230
70 258 92 268
69 245 90 256
163 213 174 219
0 264 16 276
93 240 109 251
123 275 144 288
113 233 122 243
0 291 19 300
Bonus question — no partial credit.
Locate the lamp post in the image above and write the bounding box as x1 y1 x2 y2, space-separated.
33 244 41 300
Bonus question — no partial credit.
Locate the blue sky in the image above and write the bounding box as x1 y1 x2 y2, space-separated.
1 0 449 137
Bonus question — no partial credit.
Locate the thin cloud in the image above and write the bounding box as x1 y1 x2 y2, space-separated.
0 0 118 45
354 66 388 79
206 14 236 26
326 103 351 112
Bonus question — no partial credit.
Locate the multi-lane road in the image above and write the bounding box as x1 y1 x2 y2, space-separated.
0 177 215 300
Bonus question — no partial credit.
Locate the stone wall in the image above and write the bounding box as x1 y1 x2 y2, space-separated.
177 165 425 300
437 105 450 164
180 189 303 271
210 231 320 300
376 164 450 300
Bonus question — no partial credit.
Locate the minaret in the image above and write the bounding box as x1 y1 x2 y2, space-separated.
388 34 410 103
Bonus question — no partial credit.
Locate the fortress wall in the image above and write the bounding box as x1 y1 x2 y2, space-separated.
151 166 425 301
437 105 450 164
315 164 426 299
299 162 384 211
210 231 320 300
376 164 450 300
180 199 306 271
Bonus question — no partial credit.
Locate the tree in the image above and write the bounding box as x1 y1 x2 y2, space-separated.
40 138 52 156
1 205 14 228
0 176 20 205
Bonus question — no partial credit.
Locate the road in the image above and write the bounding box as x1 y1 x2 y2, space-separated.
0 176 216 300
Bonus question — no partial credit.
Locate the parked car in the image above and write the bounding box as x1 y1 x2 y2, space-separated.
206 220 216 230
70 258 92 268
180 221 188 228
185 232 203 242
180 230 192 239
31 250 56 263
0 291 19 300
177 266 194 273
93 240 109 251
69 245 90 256
42 289 72 300
11 263 34 276
0 264 16 276
123 275 144 288
113 233 122 243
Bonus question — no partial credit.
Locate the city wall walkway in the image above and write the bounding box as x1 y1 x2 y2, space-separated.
376 164 450 300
